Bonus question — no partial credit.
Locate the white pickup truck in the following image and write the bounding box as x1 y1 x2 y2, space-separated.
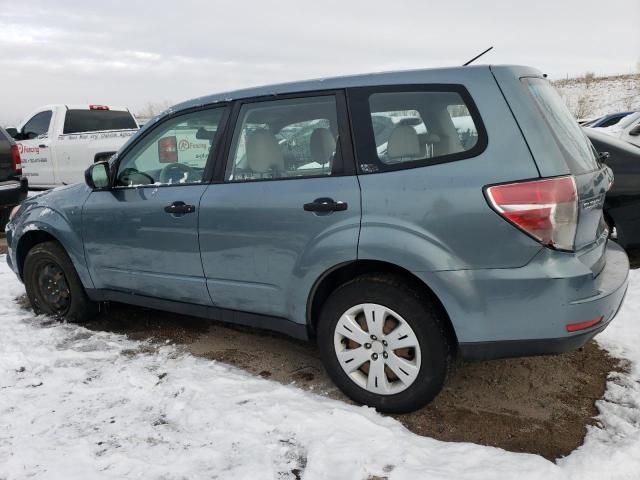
9 104 139 188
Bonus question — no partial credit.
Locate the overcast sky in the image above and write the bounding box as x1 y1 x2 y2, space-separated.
1 0 639 124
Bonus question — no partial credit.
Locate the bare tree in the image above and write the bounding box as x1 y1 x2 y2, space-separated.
135 100 173 119
583 71 596 88
572 95 593 119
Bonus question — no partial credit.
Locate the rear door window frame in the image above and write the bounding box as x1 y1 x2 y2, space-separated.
213 89 356 183
347 84 488 174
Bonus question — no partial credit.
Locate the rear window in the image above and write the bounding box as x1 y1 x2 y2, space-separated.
522 78 598 174
63 110 138 134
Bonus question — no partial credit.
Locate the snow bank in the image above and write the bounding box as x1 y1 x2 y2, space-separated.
1 258 639 479
554 74 640 119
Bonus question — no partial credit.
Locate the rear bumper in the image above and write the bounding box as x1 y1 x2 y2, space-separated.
458 314 620 360
415 240 629 360
0 177 28 207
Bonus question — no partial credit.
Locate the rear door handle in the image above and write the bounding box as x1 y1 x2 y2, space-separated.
164 201 196 215
38 144 48 149
303 197 348 212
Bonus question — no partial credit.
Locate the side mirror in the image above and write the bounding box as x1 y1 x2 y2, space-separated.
629 124 640 136
85 161 111 190
5 127 19 139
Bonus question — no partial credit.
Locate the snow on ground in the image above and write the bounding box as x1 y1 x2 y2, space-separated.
1 257 639 480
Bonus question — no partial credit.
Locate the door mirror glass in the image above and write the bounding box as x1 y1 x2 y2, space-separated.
85 161 111 190
629 124 640 136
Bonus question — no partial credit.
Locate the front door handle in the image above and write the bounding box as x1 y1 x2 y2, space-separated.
38 144 48 149
164 201 196 215
303 197 348 212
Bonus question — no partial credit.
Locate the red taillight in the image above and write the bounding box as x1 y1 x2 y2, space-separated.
89 105 109 110
10 144 22 175
158 136 178 163
566 316 603 333
486 176 578 251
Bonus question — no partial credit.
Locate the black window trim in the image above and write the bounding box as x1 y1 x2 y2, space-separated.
213 89 356 184
347 83 488 174
110 103 231 190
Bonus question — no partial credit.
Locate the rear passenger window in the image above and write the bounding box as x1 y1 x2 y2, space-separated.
352 88 485 173
226 96 339 181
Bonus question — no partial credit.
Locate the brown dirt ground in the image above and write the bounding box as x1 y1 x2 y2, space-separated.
1 235 633 460
85 301 620 461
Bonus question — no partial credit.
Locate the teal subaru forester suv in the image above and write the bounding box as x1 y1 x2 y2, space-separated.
6 65 629 413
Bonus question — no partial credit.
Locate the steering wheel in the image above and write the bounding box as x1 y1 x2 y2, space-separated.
159 162 197 184
118 167 155 186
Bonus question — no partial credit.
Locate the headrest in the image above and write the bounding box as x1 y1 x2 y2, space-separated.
246 129 284 173
387 125 421 161
310 128 336 165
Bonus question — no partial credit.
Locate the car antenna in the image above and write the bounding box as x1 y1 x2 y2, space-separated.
462 46 494 66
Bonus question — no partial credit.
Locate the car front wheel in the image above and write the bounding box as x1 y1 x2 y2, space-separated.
23 241 98 323
317 274 450 413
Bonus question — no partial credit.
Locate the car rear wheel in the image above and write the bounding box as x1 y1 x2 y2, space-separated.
317 274 450 413
23 241 98 323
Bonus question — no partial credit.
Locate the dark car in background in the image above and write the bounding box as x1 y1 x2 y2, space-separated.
583 111 636 128
585 127 640 248
0 126 28 230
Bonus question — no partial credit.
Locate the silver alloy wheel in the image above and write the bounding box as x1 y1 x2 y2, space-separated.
333 303 421 395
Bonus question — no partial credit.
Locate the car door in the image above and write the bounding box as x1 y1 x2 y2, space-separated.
199 92 361 323
17 110 54 186
82 106 228 305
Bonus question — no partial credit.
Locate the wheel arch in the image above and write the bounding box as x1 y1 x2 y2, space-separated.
306 260 458 353
13 218 94 291
16 230 64 279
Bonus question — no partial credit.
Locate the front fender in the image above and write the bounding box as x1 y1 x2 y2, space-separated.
9 203 94 289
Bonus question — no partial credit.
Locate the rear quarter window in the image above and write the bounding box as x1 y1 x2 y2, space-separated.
63 110 138 134
349 86 487 173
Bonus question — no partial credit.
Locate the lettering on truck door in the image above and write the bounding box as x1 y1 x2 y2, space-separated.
18 110 55 187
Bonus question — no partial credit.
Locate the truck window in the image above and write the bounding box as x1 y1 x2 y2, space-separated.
22 111 52 138
63 110 138 134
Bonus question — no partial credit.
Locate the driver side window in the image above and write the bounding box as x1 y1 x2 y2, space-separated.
116 108 225 187
23 111 52 139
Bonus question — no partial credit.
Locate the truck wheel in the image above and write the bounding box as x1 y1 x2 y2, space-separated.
317 274 450 413
23 241 98 323
0 207 9 232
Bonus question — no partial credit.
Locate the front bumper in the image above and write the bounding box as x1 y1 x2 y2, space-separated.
0 177 28 207
415 240 629 360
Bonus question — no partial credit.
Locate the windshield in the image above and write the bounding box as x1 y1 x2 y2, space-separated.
63 110 138 134
522 77 599 174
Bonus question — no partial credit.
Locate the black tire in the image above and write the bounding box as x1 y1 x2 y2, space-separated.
317 274 450 413
23 241 98 323
0 207 9 232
